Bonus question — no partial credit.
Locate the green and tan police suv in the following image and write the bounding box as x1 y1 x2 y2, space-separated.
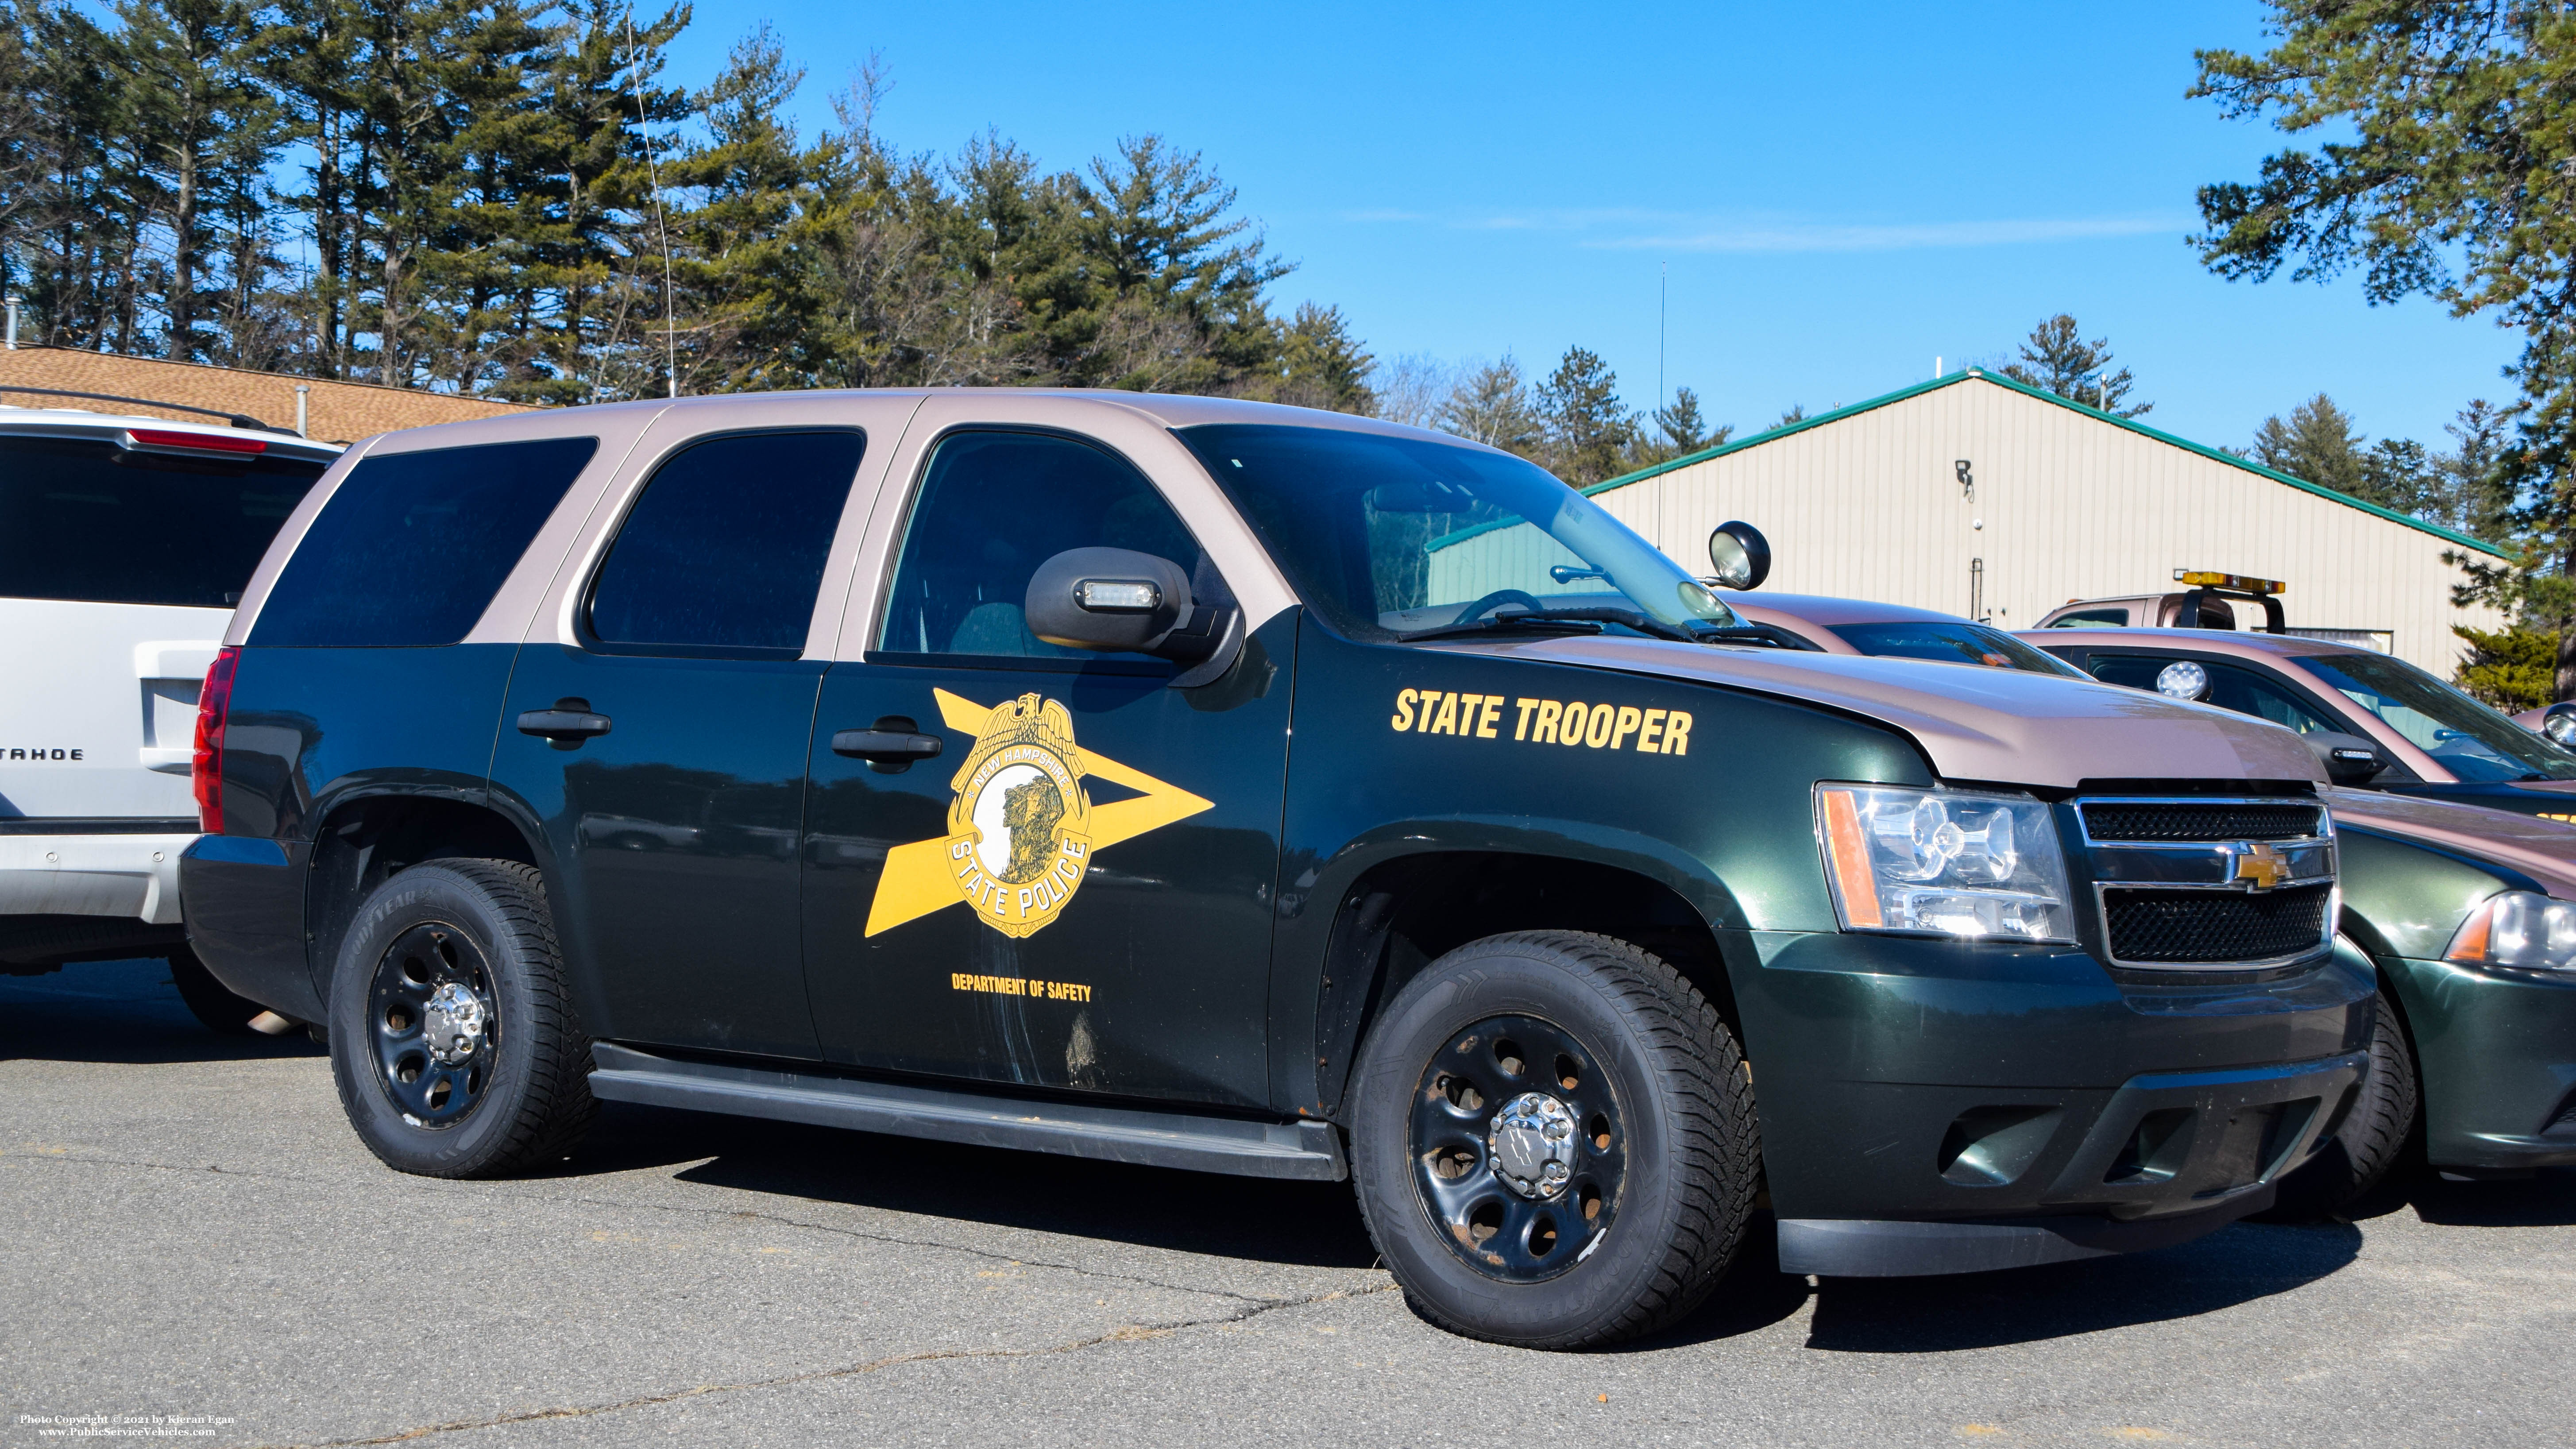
179 390 2370 1348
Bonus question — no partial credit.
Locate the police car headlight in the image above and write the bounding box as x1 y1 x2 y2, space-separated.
2445 891 2576 971
1815 785 2077 943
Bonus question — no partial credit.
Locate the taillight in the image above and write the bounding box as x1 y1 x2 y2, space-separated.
193 647 239 834
123 427 269 456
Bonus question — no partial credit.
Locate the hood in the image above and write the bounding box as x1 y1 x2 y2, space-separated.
2324 787 2576 900
1450 636 2326 791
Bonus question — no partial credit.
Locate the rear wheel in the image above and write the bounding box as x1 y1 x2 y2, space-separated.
167 943 264 1035
328 860 595 1178
1349 930 1758 1349
2267 987 2418 1220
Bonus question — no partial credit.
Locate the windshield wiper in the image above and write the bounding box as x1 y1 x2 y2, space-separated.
1398 607 1707 645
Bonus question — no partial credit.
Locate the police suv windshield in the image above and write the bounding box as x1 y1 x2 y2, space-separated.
2290 651 2576 782
1179 423 1736 642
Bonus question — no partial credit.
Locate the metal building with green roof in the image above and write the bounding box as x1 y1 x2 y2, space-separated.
1433 368 2504 673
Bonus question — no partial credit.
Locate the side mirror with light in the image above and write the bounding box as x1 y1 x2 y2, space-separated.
1706 520 1771 591
1025 547 1239 678
2545 702 2576 748
2303 730 2385 786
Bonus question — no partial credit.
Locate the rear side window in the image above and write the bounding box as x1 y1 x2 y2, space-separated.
0 435 328 607
2047 607 2128 627
254 436 598 647
586 430 866 655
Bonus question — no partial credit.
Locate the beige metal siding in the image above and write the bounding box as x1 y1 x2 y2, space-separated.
1582 375 2499 673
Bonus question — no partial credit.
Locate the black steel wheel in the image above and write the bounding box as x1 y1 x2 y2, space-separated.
365 923 499 1128
1351 930 1759 1349
1410 1014 1623 1282
328 859 595 1178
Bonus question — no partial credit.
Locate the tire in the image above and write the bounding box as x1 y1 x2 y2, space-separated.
167 943 264 1035
1348 930 1759 1349
2264 988 2418 1221
327 860 596 1178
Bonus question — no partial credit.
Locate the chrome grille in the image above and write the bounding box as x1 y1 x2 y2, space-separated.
2078 795 2336 971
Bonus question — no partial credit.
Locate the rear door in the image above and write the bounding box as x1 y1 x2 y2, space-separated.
489 402 910 1059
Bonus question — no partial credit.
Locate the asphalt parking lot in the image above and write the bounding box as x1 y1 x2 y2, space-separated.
6 959 2573 1449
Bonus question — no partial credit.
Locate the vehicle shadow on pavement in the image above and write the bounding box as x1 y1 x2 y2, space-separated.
1790 1221 2362 1352
0 958 323 1066
2397 1170 2576 1229
570 1100 1383 1269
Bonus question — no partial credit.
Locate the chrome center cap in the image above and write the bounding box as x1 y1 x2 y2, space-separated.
1488 1091 1577 1199
421 981 488 1065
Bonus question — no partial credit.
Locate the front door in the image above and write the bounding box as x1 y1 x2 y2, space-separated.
491 426 873 1060
799 425 1290 1108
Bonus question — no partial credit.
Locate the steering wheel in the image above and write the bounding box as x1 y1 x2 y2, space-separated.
1451 588 1546 626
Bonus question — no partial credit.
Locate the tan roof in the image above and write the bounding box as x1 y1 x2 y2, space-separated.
0 347 534 444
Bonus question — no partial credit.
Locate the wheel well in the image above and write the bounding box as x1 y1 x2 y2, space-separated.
306 796 539 1002
1311 852 1737 1119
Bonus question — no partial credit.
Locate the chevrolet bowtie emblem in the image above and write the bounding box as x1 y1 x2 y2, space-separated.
2233 840 2294 891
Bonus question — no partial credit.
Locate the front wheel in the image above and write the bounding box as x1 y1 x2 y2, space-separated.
2265 987 2418 1220
1348 930 1759 1349
327 860 595 1178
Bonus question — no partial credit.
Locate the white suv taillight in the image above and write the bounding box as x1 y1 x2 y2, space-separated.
193 647 238 833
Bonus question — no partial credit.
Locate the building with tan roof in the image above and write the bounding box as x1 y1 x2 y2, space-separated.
0 345 533 444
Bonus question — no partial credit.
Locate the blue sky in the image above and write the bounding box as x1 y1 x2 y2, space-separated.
674 0 2518 452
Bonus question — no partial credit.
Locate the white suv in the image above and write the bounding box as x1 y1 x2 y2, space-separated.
0 405 340 1027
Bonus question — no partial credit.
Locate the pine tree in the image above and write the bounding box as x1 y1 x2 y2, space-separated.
1652 386 1728 454
2251 394 2366 495
1436 356 1541 456
2000 313 2150 417
1260 301 1373 413
1537 344 1637 485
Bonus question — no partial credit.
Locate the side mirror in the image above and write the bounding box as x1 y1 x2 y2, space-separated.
1706 520 1771 591
2545 702 2576 747
1026 547 1235 669
2304 730 2384 786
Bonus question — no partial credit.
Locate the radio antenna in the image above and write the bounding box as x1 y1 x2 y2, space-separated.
623 9 678 399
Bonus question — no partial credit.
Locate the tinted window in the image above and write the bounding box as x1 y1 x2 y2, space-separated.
2292 650 2576 782
1831 621 2088 676
0 435 328 607
588 431 865 654
2047 607 2128 627
879 431 1218 664
2089 655 2344 736
255 436 596 647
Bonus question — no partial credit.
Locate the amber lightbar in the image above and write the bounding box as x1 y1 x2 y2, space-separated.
2171 569 2282 595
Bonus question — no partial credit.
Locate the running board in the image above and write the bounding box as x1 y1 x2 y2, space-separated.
587 1043 1348 1182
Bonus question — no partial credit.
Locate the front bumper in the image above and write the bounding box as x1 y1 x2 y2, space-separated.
2384 956 2576 1172
0 830 196 923
1738 929 2375 1274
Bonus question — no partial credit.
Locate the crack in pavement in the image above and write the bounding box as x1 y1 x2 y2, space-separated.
3 1147 1371 1306
253 1283 1400 1448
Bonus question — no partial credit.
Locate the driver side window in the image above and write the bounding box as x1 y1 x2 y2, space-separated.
877 430 1223 664
2089 655 2343 734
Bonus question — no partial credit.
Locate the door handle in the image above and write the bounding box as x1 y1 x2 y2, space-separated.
832 718 942 772
518 699 613 747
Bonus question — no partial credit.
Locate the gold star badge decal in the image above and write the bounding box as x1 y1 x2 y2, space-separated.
863 688 1213 938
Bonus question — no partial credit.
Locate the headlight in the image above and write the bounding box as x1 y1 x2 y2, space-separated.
2444 890 2576 971
1815 784 2077 943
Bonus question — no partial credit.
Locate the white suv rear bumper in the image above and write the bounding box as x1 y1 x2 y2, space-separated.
0 832 197 923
